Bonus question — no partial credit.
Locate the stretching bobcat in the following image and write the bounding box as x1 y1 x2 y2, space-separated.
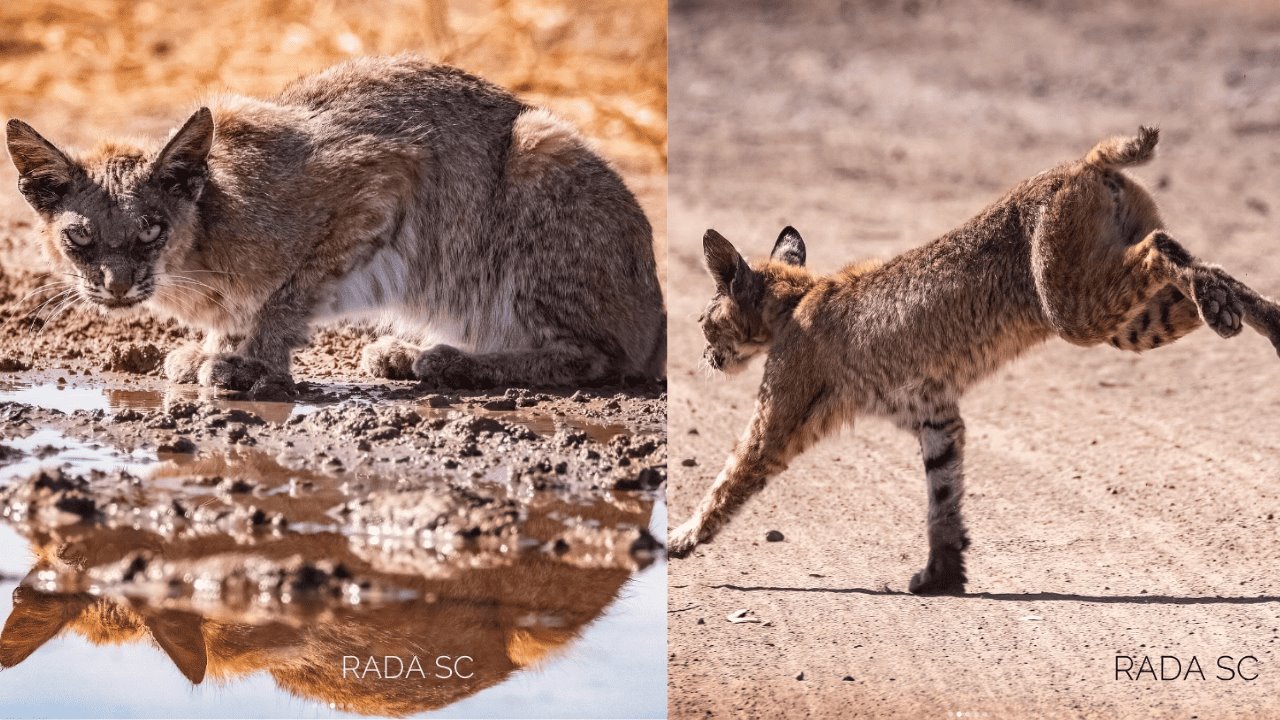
5 55 664 397
669 127 1280 594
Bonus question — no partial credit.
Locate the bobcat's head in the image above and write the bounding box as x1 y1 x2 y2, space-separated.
699 226 807 374
4 109 214 310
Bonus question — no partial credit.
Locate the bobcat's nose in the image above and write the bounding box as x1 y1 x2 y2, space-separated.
102 266 132 299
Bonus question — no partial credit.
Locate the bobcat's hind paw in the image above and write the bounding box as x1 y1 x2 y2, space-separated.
360 337 420 380
908 548 967 596
412 345 483 389
1193 271 1245 339
164 344 206 384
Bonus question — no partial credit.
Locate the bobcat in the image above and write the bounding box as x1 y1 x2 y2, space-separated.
668 127 1280 594
4 55 665 397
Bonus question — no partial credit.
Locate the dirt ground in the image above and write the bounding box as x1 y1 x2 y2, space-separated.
667 0 1280 717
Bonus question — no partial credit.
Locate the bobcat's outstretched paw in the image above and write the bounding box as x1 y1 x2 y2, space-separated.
668 520 704 559
908 548 967 596
412 345 482 389
164 344 206 384
1193 272 1245 339
197 354 289 394
359 337 419 380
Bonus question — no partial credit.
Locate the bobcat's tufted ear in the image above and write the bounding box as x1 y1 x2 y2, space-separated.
0 583 90 668
152 107 214 201
6 119 79 214
770 225 806 266
143 608 208 684
703 228 750 294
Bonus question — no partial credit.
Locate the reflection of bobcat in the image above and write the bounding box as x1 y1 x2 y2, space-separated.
5 55 665 397
669 128 1280 595
0 503 650 716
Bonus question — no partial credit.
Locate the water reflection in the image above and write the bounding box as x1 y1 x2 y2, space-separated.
0 379 311 424
0 448 659 717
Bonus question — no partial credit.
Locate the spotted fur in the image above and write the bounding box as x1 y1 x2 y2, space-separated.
670 128 1280 594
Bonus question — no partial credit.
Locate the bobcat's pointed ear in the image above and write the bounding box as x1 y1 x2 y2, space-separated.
152 107 214 201
6 119 79 214
770 225 806 266
703 228 750 294
0 584 89 668
143 608 208 684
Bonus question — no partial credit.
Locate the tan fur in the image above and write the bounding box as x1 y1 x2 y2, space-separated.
6 56 665 397
670 128 1280 594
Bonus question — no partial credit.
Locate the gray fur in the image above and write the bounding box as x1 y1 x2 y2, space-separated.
6 55 666 396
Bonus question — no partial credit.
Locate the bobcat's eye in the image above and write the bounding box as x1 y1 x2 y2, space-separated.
64 226 92 247
137 222 164 243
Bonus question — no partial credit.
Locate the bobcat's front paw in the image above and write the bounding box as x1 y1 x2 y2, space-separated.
668 520 705 558
908 548 967 596
164 344 206 384
359 337 419 380
1193 271 1244 339
197 354 293 397
412 345 481 389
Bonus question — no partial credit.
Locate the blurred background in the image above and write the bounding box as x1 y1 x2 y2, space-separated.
0 0 664 167
0 0 666 271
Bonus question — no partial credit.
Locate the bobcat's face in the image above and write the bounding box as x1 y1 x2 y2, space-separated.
700 225 807 374
6 110 214 311
40 190 183 308
699 293 768 374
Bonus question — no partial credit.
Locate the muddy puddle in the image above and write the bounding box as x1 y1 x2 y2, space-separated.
0 374 666 718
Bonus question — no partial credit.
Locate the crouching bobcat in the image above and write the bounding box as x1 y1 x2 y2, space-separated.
669 127 1280 594
5 55 664 397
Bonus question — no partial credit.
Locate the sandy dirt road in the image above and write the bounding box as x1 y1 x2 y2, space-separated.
667 1 1280 717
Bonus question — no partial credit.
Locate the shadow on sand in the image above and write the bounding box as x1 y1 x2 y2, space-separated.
708 584 1280 605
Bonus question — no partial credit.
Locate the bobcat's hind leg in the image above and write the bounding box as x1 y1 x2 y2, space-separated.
907 410 970 596
411 342 615 389
1144 232 1245 338
359 336 421 380
669 379 842 557
1108 286 1201 352
1221 275 1280 357
1107 233 1280 355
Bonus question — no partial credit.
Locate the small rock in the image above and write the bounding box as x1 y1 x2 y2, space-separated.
157 437 197 454
843 675 855 682
166 401 199 420
726 609 761 624
680 458 697 467
0 357 32 372
795 672 805 681
105 343 164 374
112 408 143 422
218 477 255 494
482 398 516 411
765 530 785 542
